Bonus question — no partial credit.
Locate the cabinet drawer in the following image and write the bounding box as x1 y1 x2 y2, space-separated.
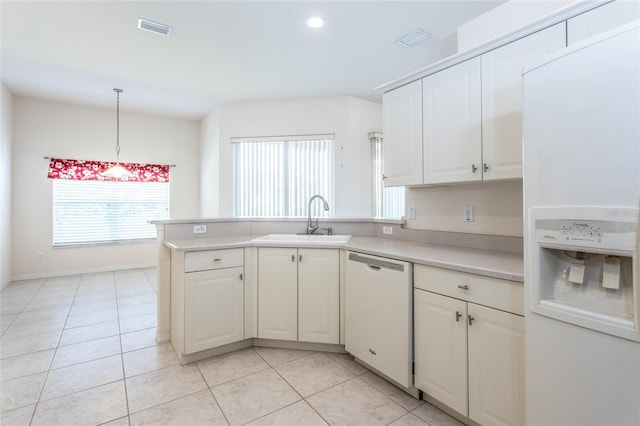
185 248 244 272
414 264 523 316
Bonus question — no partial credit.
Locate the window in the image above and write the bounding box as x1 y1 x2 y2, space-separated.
233 135 334 217
371 133 405 218
48 158 170 247
53 180 169 246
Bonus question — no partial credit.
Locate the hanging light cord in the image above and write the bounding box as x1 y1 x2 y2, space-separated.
114 88 123 163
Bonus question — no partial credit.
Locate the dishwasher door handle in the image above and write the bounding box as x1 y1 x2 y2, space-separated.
348 252 405 272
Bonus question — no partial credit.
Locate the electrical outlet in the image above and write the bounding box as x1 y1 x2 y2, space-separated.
464 205 474 222
408 205 416 219
382 226 393 235
36 252 43 262
193 225 207 234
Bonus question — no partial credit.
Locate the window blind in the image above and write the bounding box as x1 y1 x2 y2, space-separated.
372 135 405 218
233 137 334 217
52 180 169 246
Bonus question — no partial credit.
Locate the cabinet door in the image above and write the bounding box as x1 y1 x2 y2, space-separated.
423 57 482 184
184 267 244 354
568 0 640 45
482 23 566 181
258 248 298 341
298 249 339 344
382 80 423 186
468 303 525 426
414 289 468 416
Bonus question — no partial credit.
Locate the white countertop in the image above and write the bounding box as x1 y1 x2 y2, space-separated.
164 235 524 283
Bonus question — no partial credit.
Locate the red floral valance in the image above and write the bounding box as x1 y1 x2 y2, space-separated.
47 158 170 182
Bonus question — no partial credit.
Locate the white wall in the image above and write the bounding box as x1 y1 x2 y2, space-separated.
406 181 523 237
457 0 577 52
11 96 201 280
200 96 382 218
1 85 12 288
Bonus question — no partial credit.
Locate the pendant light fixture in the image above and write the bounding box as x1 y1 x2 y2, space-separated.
102 88 133 179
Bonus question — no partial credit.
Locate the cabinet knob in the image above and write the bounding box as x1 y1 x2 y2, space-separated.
369 348 377 355
468 315 475 326
471 164 478 173
382 174 387 180
299 254 303 262
291 254 295 262
457 285 469 291
213 258 222 262
456 311 462 322
239 273 243 280
483 163 489 172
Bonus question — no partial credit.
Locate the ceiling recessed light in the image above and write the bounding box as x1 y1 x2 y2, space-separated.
138 18 172 36
306 16 325 29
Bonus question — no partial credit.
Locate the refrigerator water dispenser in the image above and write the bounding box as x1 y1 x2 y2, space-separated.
528 207 639 341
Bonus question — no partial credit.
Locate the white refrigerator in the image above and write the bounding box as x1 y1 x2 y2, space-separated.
522 21 640 426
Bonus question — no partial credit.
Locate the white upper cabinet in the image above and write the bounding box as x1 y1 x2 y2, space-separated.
568 0 640 45
423 57 482 184
382 80 423 187
481 23 566 181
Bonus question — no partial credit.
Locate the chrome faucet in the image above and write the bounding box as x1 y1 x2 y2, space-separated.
307 195 330 234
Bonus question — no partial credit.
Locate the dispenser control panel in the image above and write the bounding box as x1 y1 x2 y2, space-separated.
535 219 637 250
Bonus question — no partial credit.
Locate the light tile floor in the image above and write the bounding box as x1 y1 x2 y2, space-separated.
0 269 463 426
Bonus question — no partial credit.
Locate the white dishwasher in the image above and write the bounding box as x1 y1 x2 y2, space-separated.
345 251 413 388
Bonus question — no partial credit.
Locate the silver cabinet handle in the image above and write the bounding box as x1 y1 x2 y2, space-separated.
456 311 462 322
299 254 303 262
458 285 469 290
291 254 295 262
239 273 243 280
483 163 489 172
471 164 478 173
468 315 475 326
213 258 222 262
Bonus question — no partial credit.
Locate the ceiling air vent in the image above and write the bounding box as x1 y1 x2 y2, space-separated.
396 29 430 48
137 18 172 36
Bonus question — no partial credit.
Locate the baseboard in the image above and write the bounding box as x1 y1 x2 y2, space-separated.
421 393 470 425
155 330 171 343
10 262 156 282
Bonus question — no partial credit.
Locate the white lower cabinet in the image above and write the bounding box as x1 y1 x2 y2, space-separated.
467 303 525 426
414 264 525 426
185 268 244 354
171 248 245 358
257 248 298 341
414 290 468 415
258 247 339 344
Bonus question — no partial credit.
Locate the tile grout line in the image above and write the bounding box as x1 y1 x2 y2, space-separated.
1 271 157 424
114 271 133 426
194 361 232 426
28 274 81 426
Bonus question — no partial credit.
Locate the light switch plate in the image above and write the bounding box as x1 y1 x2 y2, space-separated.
464 205 474 222
408 205 416 219
382 226 393 235
193 225 207 234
